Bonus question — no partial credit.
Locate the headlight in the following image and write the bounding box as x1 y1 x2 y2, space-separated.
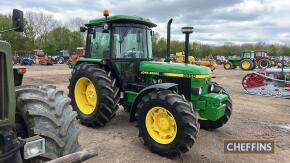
192 87 202 95
23 136 45 159
210 84 215 92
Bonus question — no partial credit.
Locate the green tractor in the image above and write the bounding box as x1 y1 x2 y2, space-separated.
224 51 257 70
68 10 232 157
0 9 97 163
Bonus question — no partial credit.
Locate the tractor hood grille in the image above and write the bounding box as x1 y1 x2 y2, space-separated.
0 53 8 120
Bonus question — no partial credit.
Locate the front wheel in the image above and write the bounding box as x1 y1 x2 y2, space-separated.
15 85 81 161
137 90 199 157
224 62 233 70
199 83 232 130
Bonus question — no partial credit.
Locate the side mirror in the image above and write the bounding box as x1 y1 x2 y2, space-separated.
80 26 87 32
12 9 24 32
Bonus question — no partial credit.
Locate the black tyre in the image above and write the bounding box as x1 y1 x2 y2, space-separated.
58 57 64 64
251 64 257 70
15 85 81 161
68 63 120 127
224 62 232 70
258 59 270 69
137 90 199 157
240 59 253 71
199 83 232 130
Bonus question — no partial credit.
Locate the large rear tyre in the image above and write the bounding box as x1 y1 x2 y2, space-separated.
199 83 232 130
136 90 199 157
240 59 253 71
258 59 271 69
68 63 120 127
15 85 81 162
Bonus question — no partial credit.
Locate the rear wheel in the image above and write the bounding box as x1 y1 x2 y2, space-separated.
15 85 80 161
58 57 64 64
224 62 232 70
68 63 120 127
137 90 199 157
240 59 253 71
258 59 270 69
199 83 232 130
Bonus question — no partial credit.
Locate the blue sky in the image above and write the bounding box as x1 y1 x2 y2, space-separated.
1 0 290 45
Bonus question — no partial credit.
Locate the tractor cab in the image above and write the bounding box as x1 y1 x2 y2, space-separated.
81 13 156 90
241 51 255 59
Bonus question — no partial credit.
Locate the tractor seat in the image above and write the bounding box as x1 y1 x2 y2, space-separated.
127 83 146 92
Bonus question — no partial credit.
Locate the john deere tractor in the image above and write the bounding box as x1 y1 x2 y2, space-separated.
224 51 257 70
0 9 86 162
69 10 232 157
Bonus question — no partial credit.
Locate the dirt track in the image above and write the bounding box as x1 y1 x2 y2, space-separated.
22 64 290 163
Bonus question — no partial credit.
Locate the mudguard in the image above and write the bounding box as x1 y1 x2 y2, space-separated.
129 83 178 122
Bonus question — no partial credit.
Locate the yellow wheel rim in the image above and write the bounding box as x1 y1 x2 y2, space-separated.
272 61 275 65
242 61 251 69
74 77 97 115
225 63 231 69
145 106 177 144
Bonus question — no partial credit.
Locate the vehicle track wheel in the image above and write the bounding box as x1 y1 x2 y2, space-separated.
240 59 253 70
68 63 120 127
224 62 232 70
258 59 270 69
15 85 81 161
137 90 199 157
199 83 232 130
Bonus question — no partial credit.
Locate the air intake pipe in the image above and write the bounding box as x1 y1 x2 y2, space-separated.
166 18 173 62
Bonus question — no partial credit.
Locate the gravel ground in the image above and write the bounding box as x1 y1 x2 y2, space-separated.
22 64 290 163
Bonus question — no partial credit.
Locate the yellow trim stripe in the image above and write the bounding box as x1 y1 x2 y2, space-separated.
141 71 212 79
163 73 184 77
194 74 212 78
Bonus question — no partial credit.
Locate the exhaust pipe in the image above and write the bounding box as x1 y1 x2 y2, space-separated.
166 18 173 62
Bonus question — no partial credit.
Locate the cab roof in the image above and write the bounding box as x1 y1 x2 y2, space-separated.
88 15 157 28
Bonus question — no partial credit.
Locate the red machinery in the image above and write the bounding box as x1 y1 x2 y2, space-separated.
33 50 54 65
254 50 276 69
68 47 85 68
242 67 290 98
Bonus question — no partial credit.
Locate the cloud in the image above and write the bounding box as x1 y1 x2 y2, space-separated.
0 0 290 45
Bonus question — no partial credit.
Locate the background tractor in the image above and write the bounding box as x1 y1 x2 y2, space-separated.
68 47 85 68
68 10 232 157
33 50 54 65
175 52 216 71
0 9 92 162
254 50 276 69
54 50 70 64
224 51 257 70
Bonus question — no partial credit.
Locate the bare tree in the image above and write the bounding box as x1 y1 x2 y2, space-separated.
65 17 86 32
25 11 60 37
